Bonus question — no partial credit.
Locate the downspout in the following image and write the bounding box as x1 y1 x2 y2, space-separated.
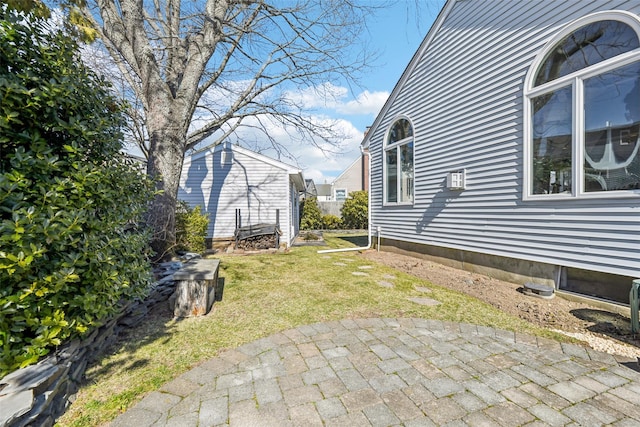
318 145 374 254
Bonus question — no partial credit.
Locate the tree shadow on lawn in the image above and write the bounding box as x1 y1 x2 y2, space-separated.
333 233 368 247
83 274 227 382
81 299 184 383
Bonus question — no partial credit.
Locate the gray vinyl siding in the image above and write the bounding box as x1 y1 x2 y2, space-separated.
179 145 297 246
369 0 640 278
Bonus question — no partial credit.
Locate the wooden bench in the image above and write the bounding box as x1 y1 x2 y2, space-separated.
171 258 221 317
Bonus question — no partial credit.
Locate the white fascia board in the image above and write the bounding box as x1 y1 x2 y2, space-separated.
186 141 300 173
289 171 306 191
225 143 301 172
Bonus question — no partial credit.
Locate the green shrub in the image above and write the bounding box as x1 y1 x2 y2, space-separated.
340 191 368 229
175 202 209 253
0 12 154 377
300 197 322 230
322 214 342 230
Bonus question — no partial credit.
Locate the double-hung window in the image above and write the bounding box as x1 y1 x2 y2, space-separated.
385 118 414 204
525 12 640 198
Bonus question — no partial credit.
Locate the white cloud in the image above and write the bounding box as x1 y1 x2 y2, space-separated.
78 23 376 187
112 74 378 185
194 110 364 185
336 90 389 115
287 82 347 110
302 168 331 184
286 82 388 118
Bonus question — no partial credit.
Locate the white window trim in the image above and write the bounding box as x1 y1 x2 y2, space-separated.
383 116 415 206
523 10 640 201
334 188 347 201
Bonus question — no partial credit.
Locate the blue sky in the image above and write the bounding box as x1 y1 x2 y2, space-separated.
268 0 446 184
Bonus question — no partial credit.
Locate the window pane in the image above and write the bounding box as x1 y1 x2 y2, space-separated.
535 20 639 86
388 119 413 144
584 62 640 191
399 141 414 203
532 86 573 194
386 149 397 202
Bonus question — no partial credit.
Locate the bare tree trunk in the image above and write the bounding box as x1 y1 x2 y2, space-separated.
75 0 373 261
145 101 187 261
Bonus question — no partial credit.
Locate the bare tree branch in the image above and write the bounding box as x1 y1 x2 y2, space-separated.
71 0 374 257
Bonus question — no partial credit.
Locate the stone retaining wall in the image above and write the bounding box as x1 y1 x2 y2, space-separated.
0 269 179 427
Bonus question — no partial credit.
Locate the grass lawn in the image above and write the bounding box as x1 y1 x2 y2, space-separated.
57 233 567 426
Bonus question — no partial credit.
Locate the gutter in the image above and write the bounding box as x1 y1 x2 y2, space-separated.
317 145 375 254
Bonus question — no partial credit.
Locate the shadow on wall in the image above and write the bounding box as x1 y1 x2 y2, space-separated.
179 149 232 239
180 146 288 241
230 158 281 227
183 154 208 211
415 178 454 234
206 149 232 237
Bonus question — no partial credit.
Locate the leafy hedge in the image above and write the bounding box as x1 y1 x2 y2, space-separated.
175 202 209 253
0 12 154 377
340 191 368 229
300 197 322 230
321 214 342 230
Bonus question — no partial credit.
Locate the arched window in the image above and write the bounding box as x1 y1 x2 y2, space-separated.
385 118 414 203
525 12 640 197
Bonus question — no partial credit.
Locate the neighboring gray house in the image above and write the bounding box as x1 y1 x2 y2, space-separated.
315 183 333 201
302 179 318 200
363 0 640 303
315 154 369 217
313 154 369 203
332 154 369 201
178 142 305 247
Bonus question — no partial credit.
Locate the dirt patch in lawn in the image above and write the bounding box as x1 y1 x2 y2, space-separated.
360 249 640 361
292 230 325 246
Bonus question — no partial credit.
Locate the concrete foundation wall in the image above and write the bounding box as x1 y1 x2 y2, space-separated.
380 238 634 305
381 238 558 287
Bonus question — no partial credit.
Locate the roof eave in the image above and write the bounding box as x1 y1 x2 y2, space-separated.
289 171 306 191
362 0 457 149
